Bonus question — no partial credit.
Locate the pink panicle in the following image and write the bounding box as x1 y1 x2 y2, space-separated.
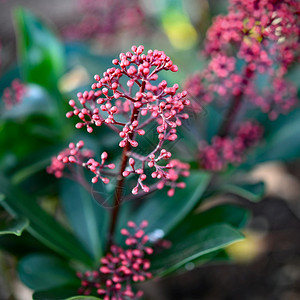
63 45 190 196
185 0 299 118
46 140 114 184
77 221 154 299
200 122 263 171
2 79 27 110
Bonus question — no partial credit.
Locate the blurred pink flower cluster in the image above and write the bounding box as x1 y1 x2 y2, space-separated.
200 122 263 171
49 46 190 196
185 0 299 171
2 79 27 109
63 0 145 43
77 221 153 299
187 0 299 114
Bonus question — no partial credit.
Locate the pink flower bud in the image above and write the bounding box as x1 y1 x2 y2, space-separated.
132 186 138 195
129 158 135 166
120 229 129 236
167 188 175 197
92 177 98 184
123 170 130 177
130 140 138 147
128 221 136 227
137 129 145 135
102 177 110 184
119 140 126 147
101 152 108 160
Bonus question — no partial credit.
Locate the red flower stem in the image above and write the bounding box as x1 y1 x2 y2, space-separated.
107 80 146 249
218 66 254 137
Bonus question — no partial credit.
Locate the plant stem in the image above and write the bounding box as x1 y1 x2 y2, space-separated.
218 67 254 137
107 80 146 250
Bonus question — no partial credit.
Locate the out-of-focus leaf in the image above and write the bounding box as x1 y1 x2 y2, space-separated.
33 286 81 300
129 171 211 238
60 179 109 263
151 224 243 277
242 107 300 168
64 42 115 78
0 174 93 266
172 204 250 238
13 7 65 92
220 181 265 202
0 216 29 236
0 231 52 257
18 254 78 292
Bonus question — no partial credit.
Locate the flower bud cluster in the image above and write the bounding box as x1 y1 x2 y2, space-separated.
77 221 153 299
62 45 190 196
2 79 26 109
199 122 263 171
47 140 115 184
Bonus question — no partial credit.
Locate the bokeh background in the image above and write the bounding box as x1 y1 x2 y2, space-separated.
0 0 300 299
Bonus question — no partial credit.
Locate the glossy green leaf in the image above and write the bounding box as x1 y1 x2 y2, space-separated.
149 204 248 276
151 224 244 277
13 7 65 92
170 204 250 240
220 181 265 202
129 171 211 237
0 216 29 236
60 179 109 263
0 174 93 265
18 254 78 292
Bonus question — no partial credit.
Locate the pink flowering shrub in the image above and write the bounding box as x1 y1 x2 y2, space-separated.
1 2 300 300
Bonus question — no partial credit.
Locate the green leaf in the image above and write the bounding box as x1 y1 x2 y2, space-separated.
60 179 109 263
243 107 300 168
151 224 244 277
171 204 250 239
128 171 211 238
18 254 78 292
0 174 93 265
33 286 82 300
13 7 65 92
0 231 52 258
0 216 29 236
220 181 265 202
